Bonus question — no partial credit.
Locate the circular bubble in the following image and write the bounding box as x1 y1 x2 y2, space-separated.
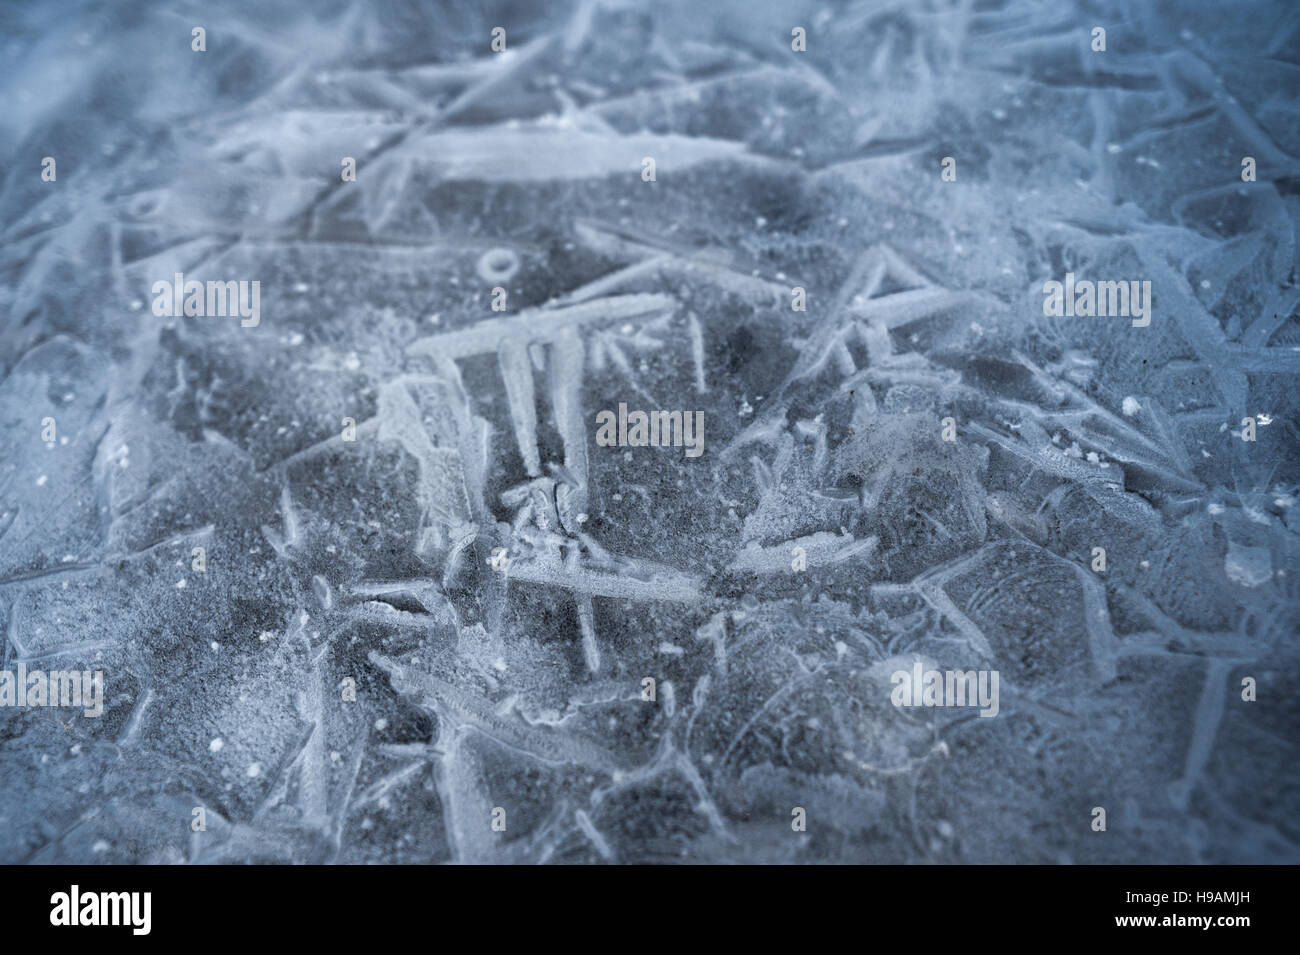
476 247 520 284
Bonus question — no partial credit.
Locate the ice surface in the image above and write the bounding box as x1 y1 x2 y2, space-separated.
0 0 1297 864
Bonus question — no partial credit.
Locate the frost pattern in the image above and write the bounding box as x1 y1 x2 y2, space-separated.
0 0 1297 864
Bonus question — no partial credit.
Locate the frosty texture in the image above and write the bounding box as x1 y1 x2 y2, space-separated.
0 0 1297 863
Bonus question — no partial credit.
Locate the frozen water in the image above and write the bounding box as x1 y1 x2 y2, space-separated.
0 0 1298 864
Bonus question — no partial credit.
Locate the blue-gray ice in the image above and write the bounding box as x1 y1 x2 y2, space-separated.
0 0 1297 863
